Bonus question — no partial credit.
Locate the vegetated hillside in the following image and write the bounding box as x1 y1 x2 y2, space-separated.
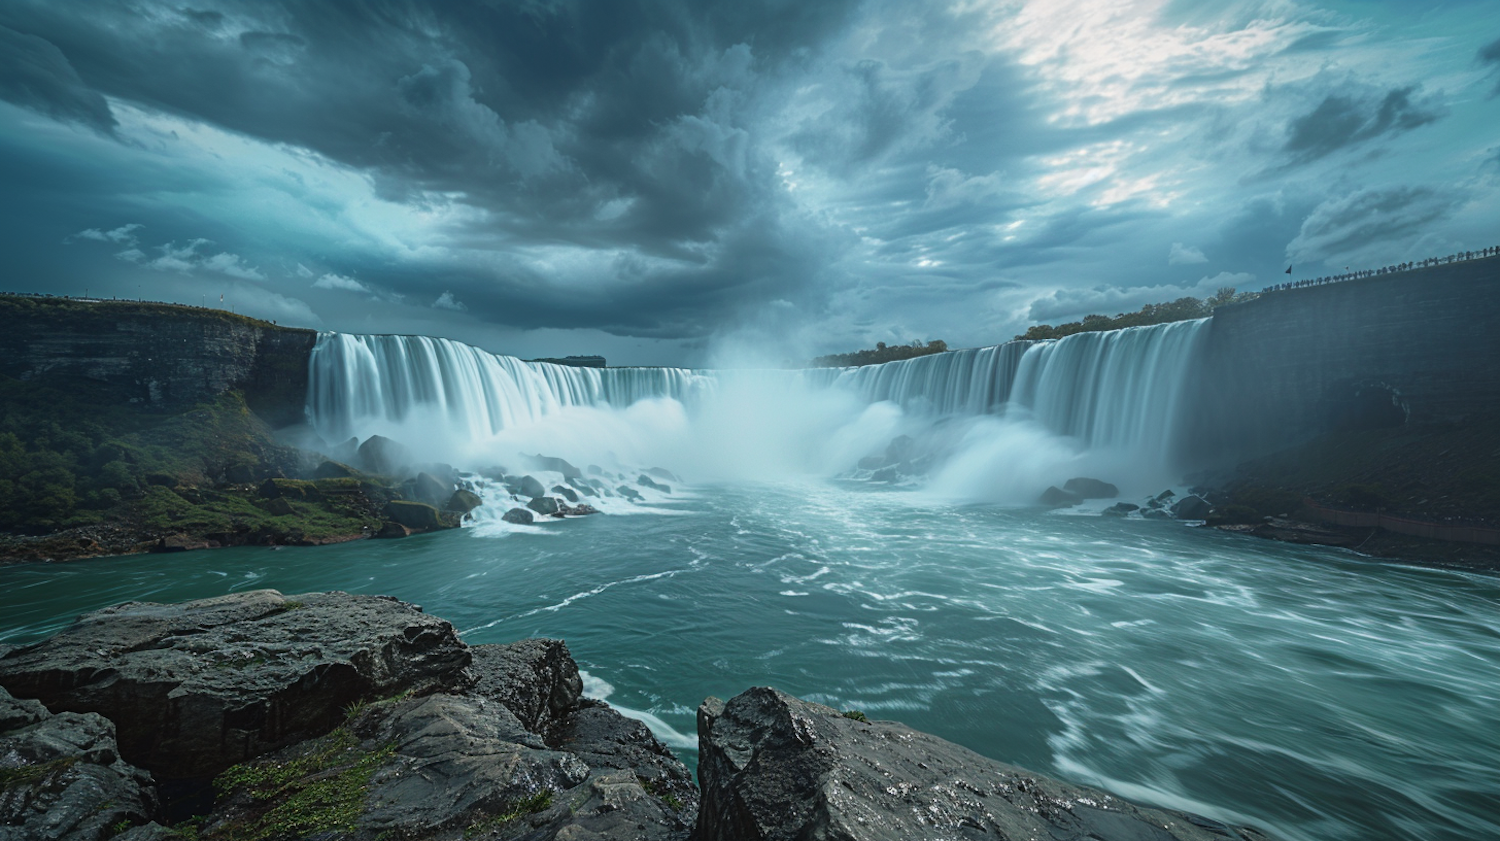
1016 287 1258 341
0 373 407 561
804 339 949 368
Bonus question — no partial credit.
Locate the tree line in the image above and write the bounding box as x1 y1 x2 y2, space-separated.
1014 287 1258 341
803 339 950 368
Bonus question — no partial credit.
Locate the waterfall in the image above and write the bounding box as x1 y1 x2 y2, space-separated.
306 333 708 443
1010 319 1208 462
306 319 1210 478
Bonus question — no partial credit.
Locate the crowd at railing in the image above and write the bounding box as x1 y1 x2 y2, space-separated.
1263 246 1499 293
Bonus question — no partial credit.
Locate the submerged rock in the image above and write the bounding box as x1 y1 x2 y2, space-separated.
1103 501 1140 516
0 590 471 780
693 686 1273 841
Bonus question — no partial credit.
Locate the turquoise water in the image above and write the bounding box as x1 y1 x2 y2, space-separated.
4 482 1499 841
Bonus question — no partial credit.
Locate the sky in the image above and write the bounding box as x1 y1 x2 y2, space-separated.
1 1 1497 366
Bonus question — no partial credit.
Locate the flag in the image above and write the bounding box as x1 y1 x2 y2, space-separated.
220 293 224 302
1285 265 1292 274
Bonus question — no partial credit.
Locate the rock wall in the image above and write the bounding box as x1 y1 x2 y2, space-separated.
1190 256 1500 462
0 296 317 427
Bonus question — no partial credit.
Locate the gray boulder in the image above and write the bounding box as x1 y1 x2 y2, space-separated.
313 459 359 479
357 434 413 476
0 590 471 780
566 476 598 497
857 455 887 470
693 686 1273 841
384 499 444 530
870 465 900 482
410 471 453 507
204 638 693 841
618 485 644 502
1172 495 1212 520
502 507 535 525
0 685 159 841
528 496 561 516
523 454 583 479
517 474 547 499
1039 485 1081 508
445 489 483 516
551 484 580 504
1063 477 1119 499
1103 502 1140 516
647 466 682 483
885 434 915 464
638 475 672 493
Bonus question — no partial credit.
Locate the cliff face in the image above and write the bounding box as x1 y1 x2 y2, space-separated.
0 296 317 427
1190 257 1500 462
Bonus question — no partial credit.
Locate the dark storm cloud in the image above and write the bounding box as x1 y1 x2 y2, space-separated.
0 25 115 134
1281 83 1443 166
0 0 867 335
1286 185 1465 263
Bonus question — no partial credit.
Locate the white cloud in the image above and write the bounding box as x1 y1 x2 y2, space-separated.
1168 242 1208 265
312 273 372 293
433 290 466 310
295 263 315 278
73 223 142 245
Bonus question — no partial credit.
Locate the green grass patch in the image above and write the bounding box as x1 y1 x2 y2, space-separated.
0 756 78 790
841 709 869 722
462 790 554 839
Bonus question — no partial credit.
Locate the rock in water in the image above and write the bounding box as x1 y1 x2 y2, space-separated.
1172 495 1212 520
0 685 159 840
518 474 547 499
638 475 672 493
1063 477 1119 499
445 488 483 515
384 499 444 530
524 454 583 479
551 484 580 503
528 496 561 516
502 507 535 525
693 686 1274 841
1039 485 1081 508
0 590 471 780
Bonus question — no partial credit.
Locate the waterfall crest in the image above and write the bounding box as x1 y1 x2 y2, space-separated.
305 320 1210 478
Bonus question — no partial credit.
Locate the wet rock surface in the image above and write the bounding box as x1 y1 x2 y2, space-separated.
0 685 158 841
693 686 1273 841
0 590 471 780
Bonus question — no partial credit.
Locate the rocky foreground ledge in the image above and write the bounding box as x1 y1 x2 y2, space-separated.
0 592 1272 841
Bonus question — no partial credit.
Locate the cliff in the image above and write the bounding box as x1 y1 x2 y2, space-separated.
0 295 317 427
1191 255 1500 461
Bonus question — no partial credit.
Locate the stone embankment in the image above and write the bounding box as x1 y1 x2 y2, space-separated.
0 591 1274 841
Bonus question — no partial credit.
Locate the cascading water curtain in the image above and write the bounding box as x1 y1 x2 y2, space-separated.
305 332 707 443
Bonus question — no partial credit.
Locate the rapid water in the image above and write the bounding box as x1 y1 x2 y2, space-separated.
3 483 1497 841
5 322 1496 841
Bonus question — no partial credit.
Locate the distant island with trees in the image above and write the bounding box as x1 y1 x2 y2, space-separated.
803 339 950 368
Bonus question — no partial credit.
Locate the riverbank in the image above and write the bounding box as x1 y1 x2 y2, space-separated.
1200 414 1500 571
